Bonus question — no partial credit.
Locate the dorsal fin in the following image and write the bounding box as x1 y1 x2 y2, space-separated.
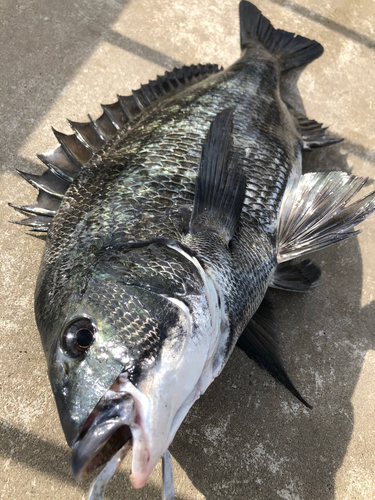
9 190 61 217
11 63 222 231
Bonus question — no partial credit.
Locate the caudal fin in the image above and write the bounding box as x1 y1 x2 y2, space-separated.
239 1 323 71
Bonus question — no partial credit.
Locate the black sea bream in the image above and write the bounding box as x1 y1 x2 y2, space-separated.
10 1 375 498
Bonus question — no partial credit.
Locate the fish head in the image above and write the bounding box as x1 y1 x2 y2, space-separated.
35 242 221 488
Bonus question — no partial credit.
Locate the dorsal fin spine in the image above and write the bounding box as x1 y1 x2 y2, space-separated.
67 120 102 152
9 202 57 217
37 154 75 183
101 105 121 130
141 84 156 103
132 89 146 110
147 81 163 99
117 97 133 121
12 63 223 231
94 113 118 137
16 170 66 199
52 128 87 166
88 113 109 141
117 95 142 121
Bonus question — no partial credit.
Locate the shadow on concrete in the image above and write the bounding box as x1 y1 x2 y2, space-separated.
0 420 188 500
269 0 375 50
1 0 125 174
1 0 181 182
106 30 183 69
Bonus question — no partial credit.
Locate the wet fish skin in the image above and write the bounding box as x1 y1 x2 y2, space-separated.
36 41 293 442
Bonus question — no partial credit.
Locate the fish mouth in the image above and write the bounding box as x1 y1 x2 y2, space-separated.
71 392 135 481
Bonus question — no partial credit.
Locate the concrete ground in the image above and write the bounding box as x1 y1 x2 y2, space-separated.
1 0 375 499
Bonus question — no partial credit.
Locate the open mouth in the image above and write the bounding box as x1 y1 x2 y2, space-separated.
71 392 135 480
70 360 195 495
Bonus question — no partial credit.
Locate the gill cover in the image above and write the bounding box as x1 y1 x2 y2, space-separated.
35 243 205 447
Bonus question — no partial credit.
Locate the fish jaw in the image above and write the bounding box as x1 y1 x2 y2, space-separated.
71 395 136 480
71 379 151 484
48 342 127 448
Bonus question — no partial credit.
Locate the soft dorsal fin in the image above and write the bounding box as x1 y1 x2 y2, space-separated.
277 172 375 262
10 64 222 232
190 108 246 243
237 299 311 408
286 103 343 151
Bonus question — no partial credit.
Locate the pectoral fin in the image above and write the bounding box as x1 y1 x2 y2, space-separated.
190 108 246 243
237 299 311 408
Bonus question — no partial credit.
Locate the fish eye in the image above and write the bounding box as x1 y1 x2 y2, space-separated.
63 318 96 358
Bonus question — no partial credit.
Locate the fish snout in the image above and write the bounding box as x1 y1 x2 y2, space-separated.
71 395 135 480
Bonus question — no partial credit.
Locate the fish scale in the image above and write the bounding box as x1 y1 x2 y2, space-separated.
45 54 289 260
39 64 283 358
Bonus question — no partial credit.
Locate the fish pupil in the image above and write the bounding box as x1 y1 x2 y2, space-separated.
76 328 93 348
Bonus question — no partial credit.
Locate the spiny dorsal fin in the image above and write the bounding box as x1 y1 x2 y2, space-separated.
11 63 222 231
11 214 51 232
52 128 92 164
277 172 375 262
16 169 69 198
190 108 246 243
286 103 343 150
67 120 105 152
37 147 82 183
270 259 321 292
9 190 61 217
237 299 311 408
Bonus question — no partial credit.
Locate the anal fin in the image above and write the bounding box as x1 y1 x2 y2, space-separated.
270 259 321 292
286 103 343 150
237 299 311 408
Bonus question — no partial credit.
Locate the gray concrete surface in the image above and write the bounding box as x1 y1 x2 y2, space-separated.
1 0 375 499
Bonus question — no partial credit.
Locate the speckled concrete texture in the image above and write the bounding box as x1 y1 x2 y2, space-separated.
1 1 375 499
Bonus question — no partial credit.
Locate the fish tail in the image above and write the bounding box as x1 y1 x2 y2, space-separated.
239 1 323 71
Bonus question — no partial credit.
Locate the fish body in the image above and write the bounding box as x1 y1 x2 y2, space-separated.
38 46 283 485
11 1 375 497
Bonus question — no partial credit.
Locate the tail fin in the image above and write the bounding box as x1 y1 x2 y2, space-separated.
239 1 323 71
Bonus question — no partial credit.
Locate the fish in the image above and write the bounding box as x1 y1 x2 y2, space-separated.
10 1 375 498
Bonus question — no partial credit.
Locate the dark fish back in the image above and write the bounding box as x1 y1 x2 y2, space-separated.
49 51 299 260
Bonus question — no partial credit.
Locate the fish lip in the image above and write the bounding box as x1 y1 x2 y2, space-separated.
71 394 135 480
